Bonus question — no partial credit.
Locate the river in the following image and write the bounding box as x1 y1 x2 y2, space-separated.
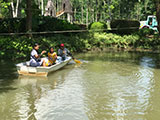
0 51 160 120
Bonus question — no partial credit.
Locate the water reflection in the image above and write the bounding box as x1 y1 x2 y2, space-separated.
0 52 160 120
0 65 72 120
33 67 88 120
82 54 156 120
0 64 88 120
17 68 74 120
0 60 17 93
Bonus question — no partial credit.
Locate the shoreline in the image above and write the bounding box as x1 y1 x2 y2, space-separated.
0 32 160 60
82 47 160 54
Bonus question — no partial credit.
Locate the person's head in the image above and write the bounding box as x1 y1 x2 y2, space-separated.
49 47 54 53
33 43 39 50
60 43 64 50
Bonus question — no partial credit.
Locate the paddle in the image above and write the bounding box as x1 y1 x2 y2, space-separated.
73 58 82 64
59 45 82 64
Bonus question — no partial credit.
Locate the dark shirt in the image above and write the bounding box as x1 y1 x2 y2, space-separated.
58 48 72 59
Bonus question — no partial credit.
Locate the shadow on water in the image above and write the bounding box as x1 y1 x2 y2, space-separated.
17 65 73 87
78 51 160 69
13 65 74 120
0 60 18 93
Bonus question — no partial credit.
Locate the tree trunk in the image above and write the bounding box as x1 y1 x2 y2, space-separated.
103 0 106 20
86 7 88 27
56 0 58 12
74 8 76 22
95 12 98 22
41 0 44 15
95 0 98 22
67 13 70 22
11 0 20 18
154 0 160 32
92 9 95 22
107 0 112 20
17 4 21 17
26 0 32 33
156 3 160 32
81 6 83 24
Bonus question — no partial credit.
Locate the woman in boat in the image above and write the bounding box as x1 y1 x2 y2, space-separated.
46 47 57 66
58 43 74 60
30 43 46 67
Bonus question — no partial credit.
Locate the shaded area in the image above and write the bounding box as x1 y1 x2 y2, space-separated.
0 60 17 93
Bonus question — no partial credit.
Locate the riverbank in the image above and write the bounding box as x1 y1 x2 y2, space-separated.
0 32 160 60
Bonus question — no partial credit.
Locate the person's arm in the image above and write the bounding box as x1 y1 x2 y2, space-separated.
66 49 74 59
53 54 57 61
35 50 46 58
58 49 62 56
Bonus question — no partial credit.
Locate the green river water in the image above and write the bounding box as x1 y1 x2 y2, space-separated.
0 51 160 120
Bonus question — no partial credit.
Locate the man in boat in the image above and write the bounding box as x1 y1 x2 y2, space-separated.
58 43 74 60
30 43 46 67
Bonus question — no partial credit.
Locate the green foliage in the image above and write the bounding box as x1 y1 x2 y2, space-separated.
0 33 87 60
136 28 155 37
0 36 32 59
1 32 160 60
0 1 10 18
110 20 140 34
89 22 107 32
0 18 26 33
91 33 140 49
0 16 81 33
36 16 80 32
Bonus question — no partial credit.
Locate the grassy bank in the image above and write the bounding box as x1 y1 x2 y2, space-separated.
0 32 160 60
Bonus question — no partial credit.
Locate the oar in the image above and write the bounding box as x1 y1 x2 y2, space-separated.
73 58 82 64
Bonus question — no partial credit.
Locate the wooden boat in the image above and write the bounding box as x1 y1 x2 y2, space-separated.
16 56 72 76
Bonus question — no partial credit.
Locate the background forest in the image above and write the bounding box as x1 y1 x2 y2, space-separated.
0 0 160 60
0 0 158 24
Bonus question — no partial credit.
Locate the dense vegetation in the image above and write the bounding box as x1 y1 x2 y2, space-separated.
88 22 107 31
110 20 140 34
0 30 159 60
0 17 80 33
0 0 159 60
0 0 159 29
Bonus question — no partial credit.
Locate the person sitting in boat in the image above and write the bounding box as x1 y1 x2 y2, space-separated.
46 47 57 66
30 43 46 67
58 43 74 60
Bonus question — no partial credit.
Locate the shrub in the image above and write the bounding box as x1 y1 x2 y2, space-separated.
110 20 140 34
36 16 80 32
0 32 160 60
0 33 87 60
92 33 139 48
89 22 107 32
136 28 155 37
0 18 26 33
0 16 81 33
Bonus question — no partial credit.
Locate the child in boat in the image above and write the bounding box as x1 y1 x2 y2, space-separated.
46 47 57 66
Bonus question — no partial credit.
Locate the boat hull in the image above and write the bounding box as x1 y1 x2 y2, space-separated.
16 57 72 76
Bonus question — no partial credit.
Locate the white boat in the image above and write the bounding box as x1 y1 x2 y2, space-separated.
16 56 72 76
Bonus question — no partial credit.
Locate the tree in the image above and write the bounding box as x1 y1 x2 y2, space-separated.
0 0 11 18
10 0 20 18
26 0 32 32
154 0 160 32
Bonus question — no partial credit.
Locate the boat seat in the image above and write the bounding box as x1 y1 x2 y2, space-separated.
25 61 30 66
